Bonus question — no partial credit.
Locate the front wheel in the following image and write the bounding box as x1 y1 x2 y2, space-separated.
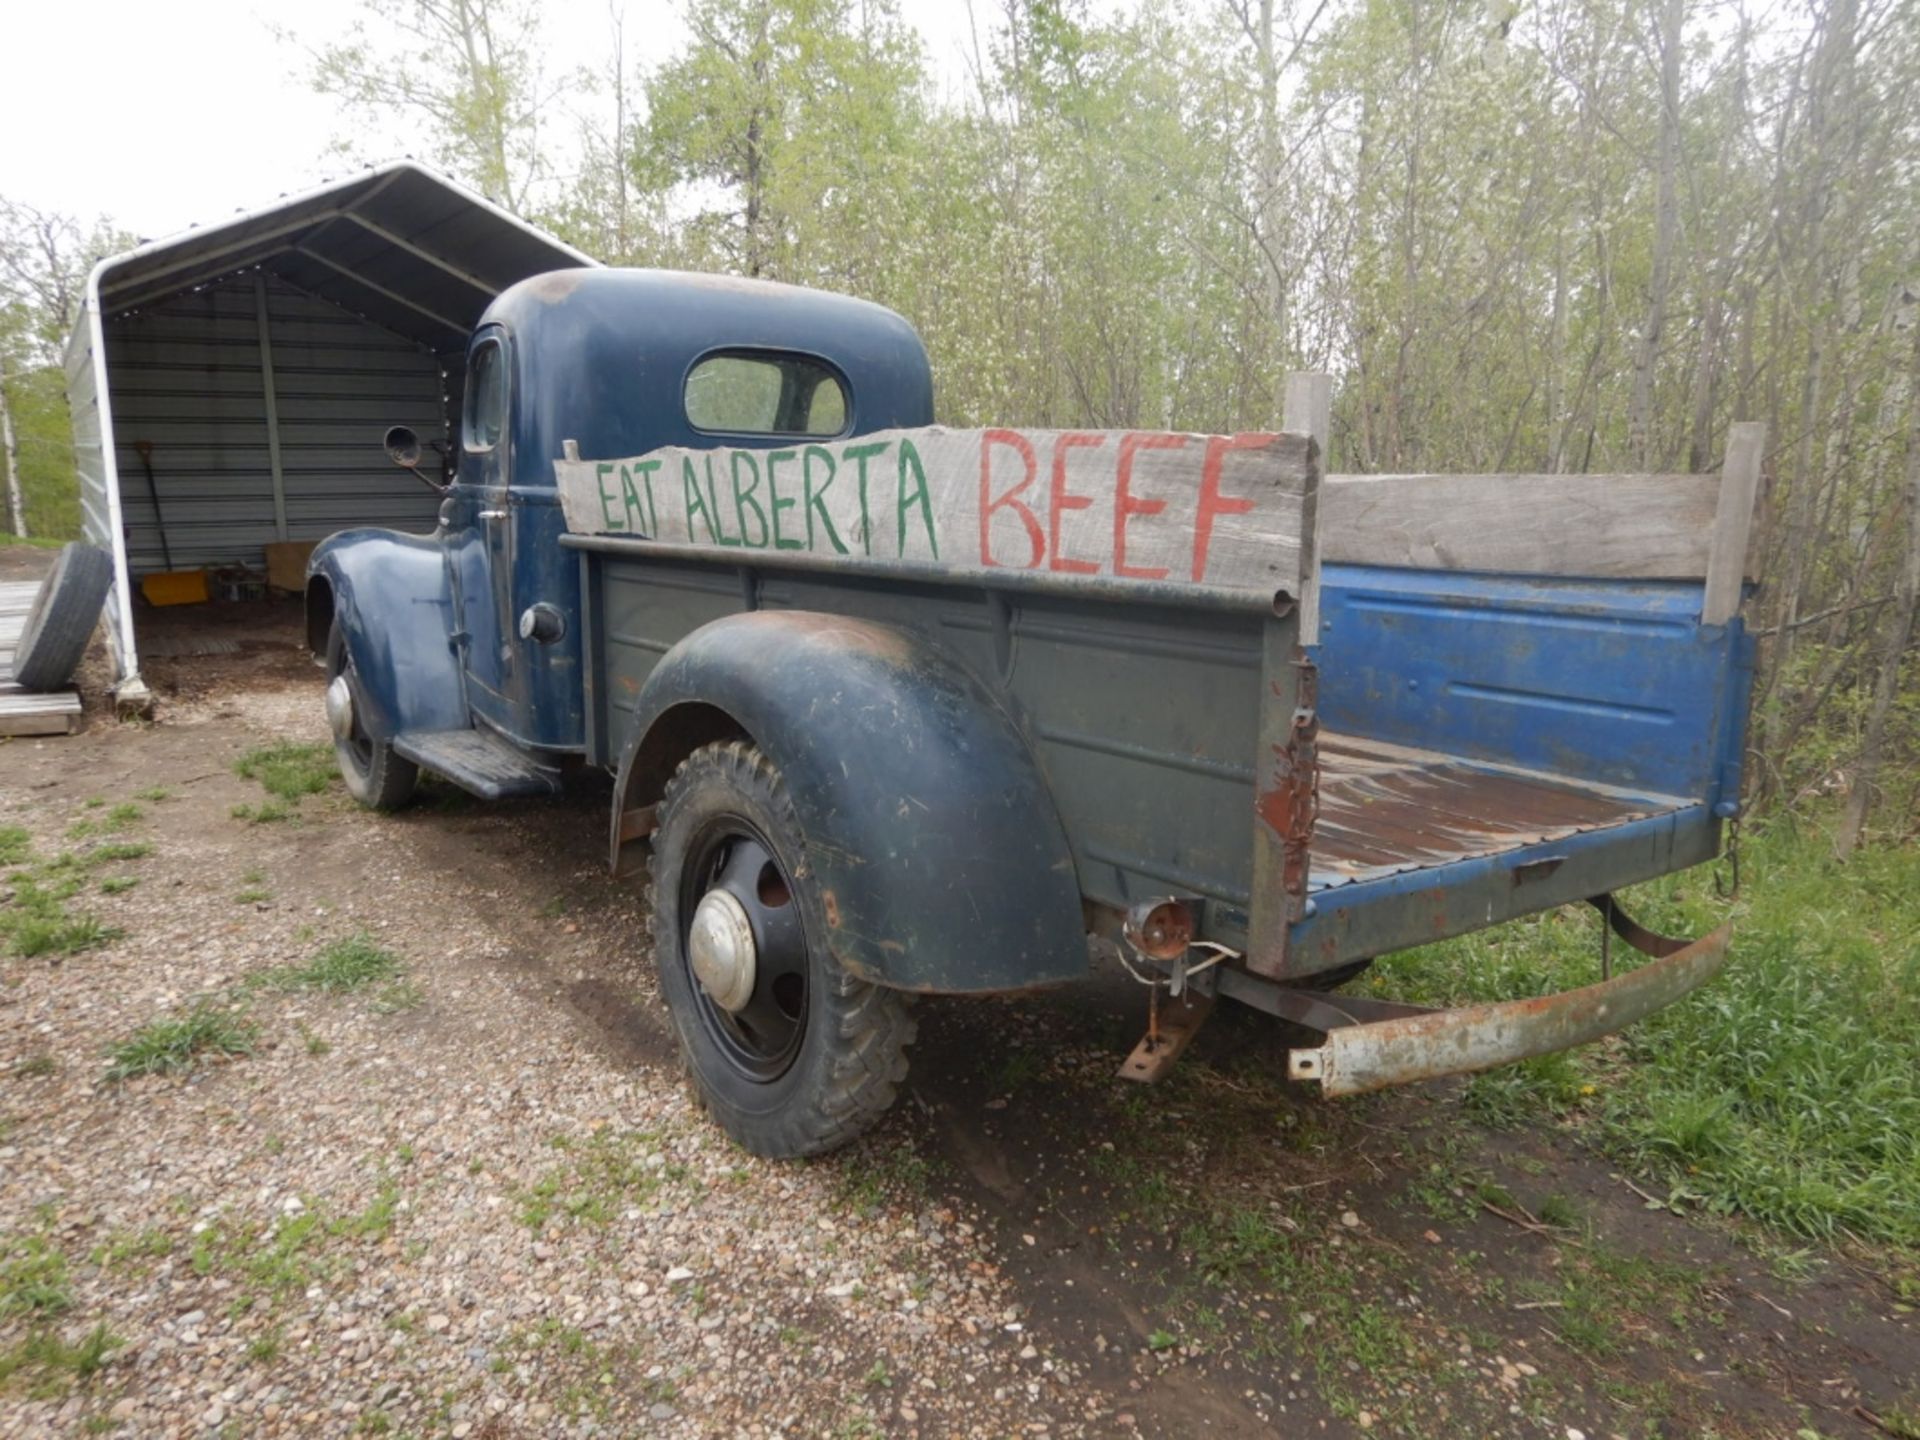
325 621 418 810
648 740 915 1158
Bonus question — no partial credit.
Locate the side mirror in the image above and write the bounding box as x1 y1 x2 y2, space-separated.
384 425 422 469
381 425 448 494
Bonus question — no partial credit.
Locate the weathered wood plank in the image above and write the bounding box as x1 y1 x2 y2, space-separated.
1318 472 1725 580
1702 423 1765 624
556 426 1317 598
0 684 81 736
1283 374 1333 641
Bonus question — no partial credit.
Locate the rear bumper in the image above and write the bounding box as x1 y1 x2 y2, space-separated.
1285 909 1731 1097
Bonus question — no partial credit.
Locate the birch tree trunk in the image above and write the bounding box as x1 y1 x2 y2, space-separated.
0 354 23 539
1628 0 1682 469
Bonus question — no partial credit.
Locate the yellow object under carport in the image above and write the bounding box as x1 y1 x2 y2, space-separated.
140 569 210 607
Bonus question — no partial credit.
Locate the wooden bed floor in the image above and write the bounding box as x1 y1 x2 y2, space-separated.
1308 732 1682 891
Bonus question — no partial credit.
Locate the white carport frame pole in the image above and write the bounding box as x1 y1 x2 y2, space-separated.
79 259 149 707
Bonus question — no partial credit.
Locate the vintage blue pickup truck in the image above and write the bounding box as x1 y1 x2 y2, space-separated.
308 268 1762 1158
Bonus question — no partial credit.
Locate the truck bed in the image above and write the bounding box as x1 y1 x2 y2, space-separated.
1310 733 1682 892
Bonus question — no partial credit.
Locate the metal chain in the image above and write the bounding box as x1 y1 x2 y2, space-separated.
1714 814 1743 900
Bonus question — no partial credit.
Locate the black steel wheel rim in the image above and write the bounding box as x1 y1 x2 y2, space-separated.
678 819 810 1083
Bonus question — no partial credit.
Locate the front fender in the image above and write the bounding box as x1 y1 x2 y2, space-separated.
617 611 1086 994
308 529 467 739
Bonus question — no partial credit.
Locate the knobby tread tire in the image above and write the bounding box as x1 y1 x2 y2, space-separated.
11 543 112 692
648 740 915 1158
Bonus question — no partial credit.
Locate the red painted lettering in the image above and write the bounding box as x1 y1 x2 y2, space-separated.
980 429 1044 569
1047 432 1104 574
1193 433 1273 583
1114 432 1184 580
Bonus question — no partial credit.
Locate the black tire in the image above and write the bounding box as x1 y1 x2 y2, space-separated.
11 543 112 691
649 740 915 1158
325 621 418 810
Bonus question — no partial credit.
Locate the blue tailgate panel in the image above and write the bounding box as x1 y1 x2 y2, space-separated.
1314 564 1749 807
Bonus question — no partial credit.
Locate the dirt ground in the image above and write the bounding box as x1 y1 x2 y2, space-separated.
2 543 1916 1439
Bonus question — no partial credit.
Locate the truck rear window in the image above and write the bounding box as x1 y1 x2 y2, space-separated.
685 352 847 437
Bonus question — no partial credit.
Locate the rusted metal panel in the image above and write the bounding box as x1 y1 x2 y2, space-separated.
1287 916 1732 1096
1308 735 1672 889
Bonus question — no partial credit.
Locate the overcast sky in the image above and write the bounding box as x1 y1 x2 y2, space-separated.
0 0 993 244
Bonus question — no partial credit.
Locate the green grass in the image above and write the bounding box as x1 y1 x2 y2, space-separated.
83 842 151 866
0 1322 123 1397
0 826 31 866
231 800 294 825
0 873 117 959
104 1006 258 1082
0 532 64 549
191 1181 400 1300
0 1233 71 1319
1364 814 1920 1251
99 876 139 895
234 742 336 802
254 934 403 994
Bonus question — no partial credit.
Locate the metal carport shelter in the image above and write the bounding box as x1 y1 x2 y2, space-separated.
64 161 597 706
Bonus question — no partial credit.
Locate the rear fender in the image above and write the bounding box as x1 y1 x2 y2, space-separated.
307 530 467 739
613 611 1086 994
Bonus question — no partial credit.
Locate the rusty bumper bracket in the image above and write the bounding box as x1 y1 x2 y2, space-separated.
1281 897 1731 1098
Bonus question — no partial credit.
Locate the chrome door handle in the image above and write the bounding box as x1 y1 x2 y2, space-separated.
479 509 507 521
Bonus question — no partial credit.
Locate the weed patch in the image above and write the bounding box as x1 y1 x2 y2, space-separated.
0 872 117 959
0 827 31 866
0 1322 122 1398
251 934 415 1011
105 1005 257 1082
234 742 336 802
0 1232 70 1319
516 1130 682 1231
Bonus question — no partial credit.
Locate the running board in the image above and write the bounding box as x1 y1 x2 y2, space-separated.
391 729 562 800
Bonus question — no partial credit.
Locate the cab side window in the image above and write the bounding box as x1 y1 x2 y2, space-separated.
463 339 506 452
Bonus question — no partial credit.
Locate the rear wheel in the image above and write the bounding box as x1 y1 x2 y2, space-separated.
324 621 417 810
649 740 914 1157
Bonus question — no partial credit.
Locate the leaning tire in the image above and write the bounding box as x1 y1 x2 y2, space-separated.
649 740 915 1158
10 542 112 691
325 620 418 810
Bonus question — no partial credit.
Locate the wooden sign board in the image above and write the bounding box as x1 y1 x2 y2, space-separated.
555 426 1317 598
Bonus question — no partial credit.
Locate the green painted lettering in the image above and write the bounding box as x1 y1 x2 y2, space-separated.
618 464 645 531
843 441 889 558
595 463 622 530
704 455 739 546
730 451 769 548
635 458 662 534
801 446 848 555
895 439 938 559
682 456 719 543
765 449 801 550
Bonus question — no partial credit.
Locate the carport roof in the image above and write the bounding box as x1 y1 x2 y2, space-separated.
93 161 598 353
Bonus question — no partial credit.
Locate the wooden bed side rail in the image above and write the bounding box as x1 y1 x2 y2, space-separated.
1283 373 1765 628
554 425 1322 610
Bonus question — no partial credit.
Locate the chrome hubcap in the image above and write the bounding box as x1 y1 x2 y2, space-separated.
689 889 757 1013
325 675 355 743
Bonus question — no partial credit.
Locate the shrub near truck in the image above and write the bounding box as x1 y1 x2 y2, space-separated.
310 267 1759 1157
